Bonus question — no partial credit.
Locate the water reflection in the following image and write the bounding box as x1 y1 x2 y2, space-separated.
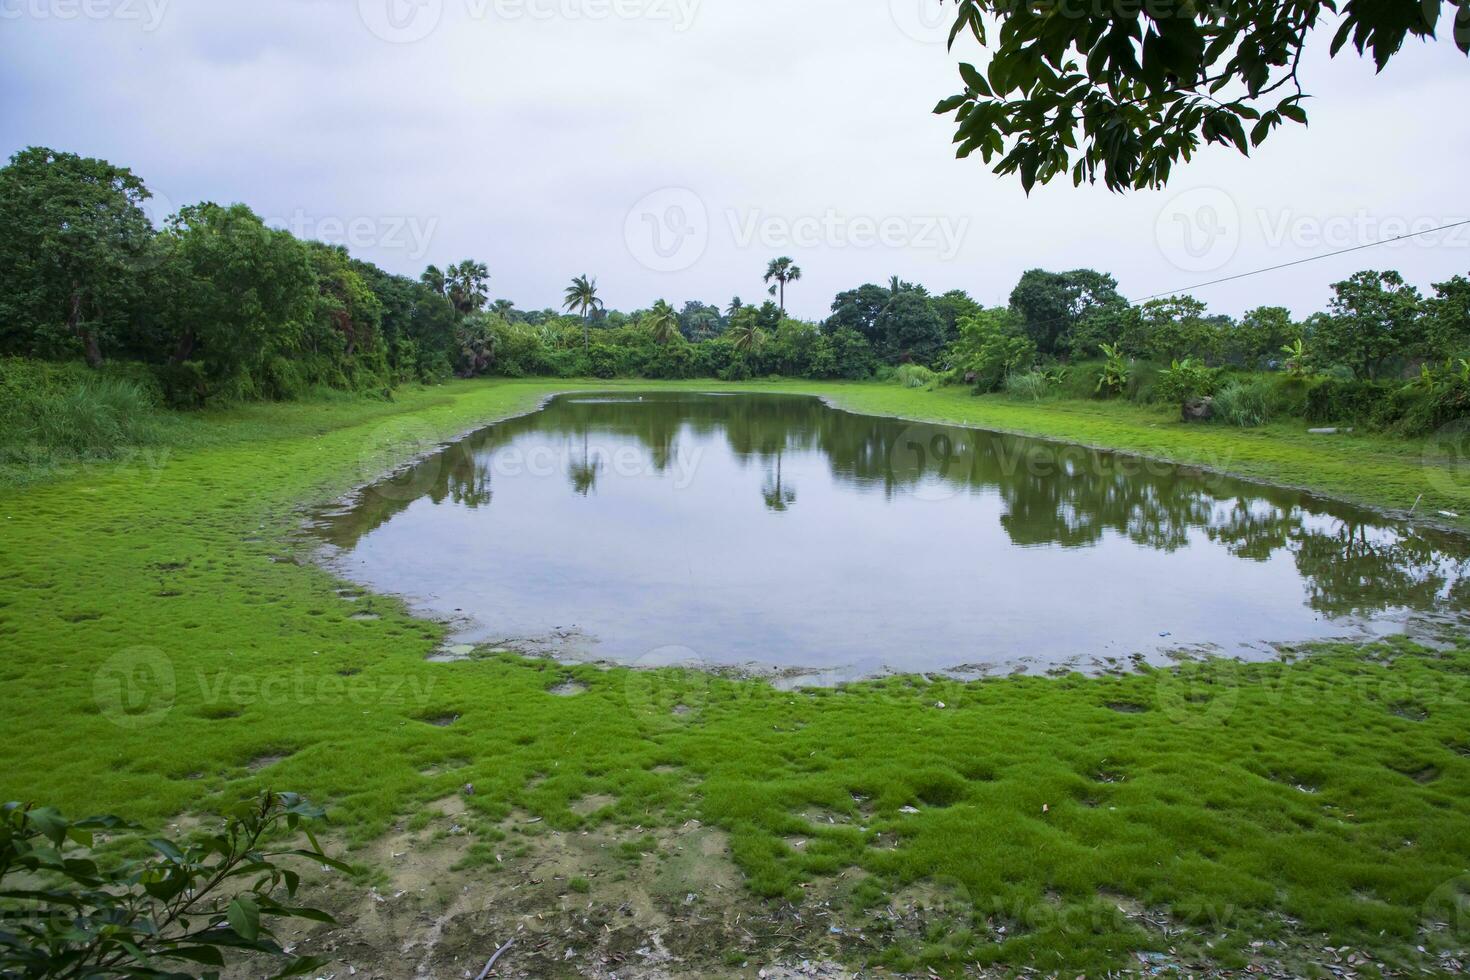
311 392 1470 672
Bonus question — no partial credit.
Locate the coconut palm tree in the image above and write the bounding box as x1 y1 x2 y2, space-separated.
763 257 801 314
563 274 603 354
725 296 744 318
420 264 448 298
728 310 765 355
646 299 680 345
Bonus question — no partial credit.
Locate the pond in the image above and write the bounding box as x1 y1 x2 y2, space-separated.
310 391 1470 677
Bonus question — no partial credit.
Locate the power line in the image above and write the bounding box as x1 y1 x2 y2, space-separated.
982 217 1470 340
1133 218 1470 303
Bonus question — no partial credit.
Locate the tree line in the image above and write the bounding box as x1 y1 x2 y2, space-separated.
2 146 1467 428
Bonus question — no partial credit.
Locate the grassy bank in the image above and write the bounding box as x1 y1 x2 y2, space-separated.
3 378 1469 976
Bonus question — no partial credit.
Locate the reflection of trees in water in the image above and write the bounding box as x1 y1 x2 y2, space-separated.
312 441 493 545
315 391 1470 620
1292 521 1465 617
568 430 600 497
441 450 493 507
762 452 796 512
1207 500 1298 561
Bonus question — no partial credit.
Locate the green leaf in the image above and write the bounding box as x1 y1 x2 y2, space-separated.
27 808 68 846
149 838 186 863
227 896 260 941
958 62 988 95
162 945 227 966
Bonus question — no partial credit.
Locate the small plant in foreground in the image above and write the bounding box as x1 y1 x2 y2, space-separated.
0 791 346 979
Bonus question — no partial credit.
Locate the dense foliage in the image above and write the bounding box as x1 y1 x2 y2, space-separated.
2 145 1468 436
934 0 1470 190
0 791 344 978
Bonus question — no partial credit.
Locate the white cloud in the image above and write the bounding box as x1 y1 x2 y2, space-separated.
1 0 1465 318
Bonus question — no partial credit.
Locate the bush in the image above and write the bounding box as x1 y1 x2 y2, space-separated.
1152 358 1220 406
895 364 936 389
1212 379 1273 427
719 358 752 381
948 309 1035 393
1302 377 1395 425
0 791 345 978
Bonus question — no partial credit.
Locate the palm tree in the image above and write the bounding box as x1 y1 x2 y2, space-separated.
563 274 603 354
491 298 516 320
646 299 680 345
728 311 765 355
880 275 917 317
725 296 744 318
446 260 489 315
763 257 801 314
420 264 448 298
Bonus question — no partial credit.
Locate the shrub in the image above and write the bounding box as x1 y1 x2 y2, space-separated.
1391 369 1470 435
1212 379 1273 427
0 791 345 978
1153 358 1220 406
895 364 936 389
948 310 1035 393
719 358 753 381
1303 377 1395 425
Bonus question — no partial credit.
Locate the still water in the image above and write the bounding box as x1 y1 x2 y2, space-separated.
310 392 1470 676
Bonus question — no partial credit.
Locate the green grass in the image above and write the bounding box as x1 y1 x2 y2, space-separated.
2 377 1469 974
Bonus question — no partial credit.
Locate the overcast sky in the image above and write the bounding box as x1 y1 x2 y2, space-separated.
2 0 1466 320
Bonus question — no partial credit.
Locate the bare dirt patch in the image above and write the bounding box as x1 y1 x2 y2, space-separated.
220 810 890 979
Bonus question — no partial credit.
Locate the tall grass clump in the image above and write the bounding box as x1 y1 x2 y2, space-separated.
895 363 937 389
1004 370 1051 401
1212 378 1273 427
1 359 167 476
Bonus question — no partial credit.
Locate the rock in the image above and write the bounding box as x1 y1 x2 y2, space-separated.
1181 396 1214 422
